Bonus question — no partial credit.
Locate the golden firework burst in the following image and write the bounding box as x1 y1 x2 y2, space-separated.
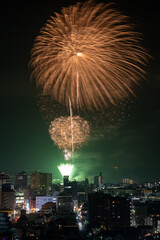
30 1 148 111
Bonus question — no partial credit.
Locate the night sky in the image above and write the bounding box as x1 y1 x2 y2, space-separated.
1 1 160 183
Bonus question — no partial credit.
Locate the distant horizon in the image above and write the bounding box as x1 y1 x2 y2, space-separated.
2 169 160 185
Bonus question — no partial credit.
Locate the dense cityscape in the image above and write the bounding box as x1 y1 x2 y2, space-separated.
1 171 160 239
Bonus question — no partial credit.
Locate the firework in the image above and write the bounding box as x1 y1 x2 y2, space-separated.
30 1 148 111
49 116 90 151
63 149 72 161
58 164 73 177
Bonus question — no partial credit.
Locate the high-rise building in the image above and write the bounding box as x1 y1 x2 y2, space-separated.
0 172 15 210
0 172 11 189
88 192 107 228
15 171 27 190
88 192 131 230
109 196 131 229
1 190 15 209
30 172 52 193
94 172 103 189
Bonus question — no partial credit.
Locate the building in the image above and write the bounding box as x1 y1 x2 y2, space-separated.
0 173 15 210
81 202 88 222
15 191 25 216
134 200 160 229
40 202 56 215
0 172 11 189
1 190 15 209
77 192 86 204
58 193 73 212
36 196 57 211
63 176 69 187
88 192 108 228
109 196 131 229
30 172 52 194
88 192 131 230
122 178 134 185
15 171 27 190
71 180 78 200
0 212 10 233
63 177 78 200
94 172 103 190
134 203 148 226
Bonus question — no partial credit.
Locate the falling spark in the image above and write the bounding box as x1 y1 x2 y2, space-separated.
69 97 74 153
30 1 148 111
63 149 72 161
76 71 79 111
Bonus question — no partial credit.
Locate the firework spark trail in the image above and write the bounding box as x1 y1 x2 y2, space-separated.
69 97 74 156
76 71 79 111
30 1 148 111
49 116 90 153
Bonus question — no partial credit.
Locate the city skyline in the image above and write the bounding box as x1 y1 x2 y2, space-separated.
1 0 160 183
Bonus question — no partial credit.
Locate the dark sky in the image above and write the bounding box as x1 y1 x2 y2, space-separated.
1 0 160 183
